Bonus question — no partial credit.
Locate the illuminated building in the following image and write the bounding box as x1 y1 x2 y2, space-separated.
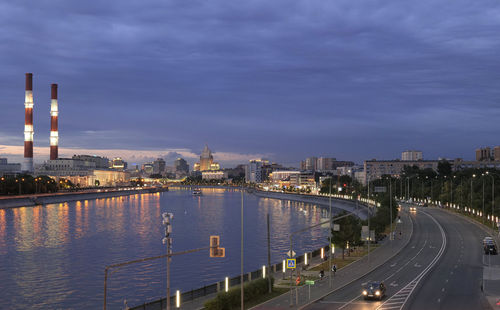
193 145 220 171
111 157 127 170
202 170 228 180
35 158 129 186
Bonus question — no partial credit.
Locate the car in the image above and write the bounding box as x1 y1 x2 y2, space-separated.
362 281 386 300
409 206 417 212
483 237 498 255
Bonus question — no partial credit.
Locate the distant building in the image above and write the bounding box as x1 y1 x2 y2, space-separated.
142 163 154 175
290 172 316 188
72 155 110 169
153 158 166 174
245 159 266 183
364 159 439 184
270 170 300 182
174 158 189 176
35 158 129 186
495 146 500 161
402 150 423 161
476 147 491 161
111 157 127 170
194 145 220 171
202 170 228 180
451 158 500 170
301 157 317 171
0 158 21 176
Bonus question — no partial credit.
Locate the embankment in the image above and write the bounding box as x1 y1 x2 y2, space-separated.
0 187 168 209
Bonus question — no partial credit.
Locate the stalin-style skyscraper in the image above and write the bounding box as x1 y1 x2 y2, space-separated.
22 73 34 172
50 84 59 160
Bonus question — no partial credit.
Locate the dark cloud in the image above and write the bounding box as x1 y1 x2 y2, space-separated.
1 0 499 165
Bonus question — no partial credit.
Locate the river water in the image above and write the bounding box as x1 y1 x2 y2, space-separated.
0 188 335 309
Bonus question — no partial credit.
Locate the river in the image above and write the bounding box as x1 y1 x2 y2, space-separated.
0 188 336 309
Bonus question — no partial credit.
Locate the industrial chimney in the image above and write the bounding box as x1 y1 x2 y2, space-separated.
50 84 58 160
23 73 34 172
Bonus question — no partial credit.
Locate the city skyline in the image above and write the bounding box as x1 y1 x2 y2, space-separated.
1 1 499 166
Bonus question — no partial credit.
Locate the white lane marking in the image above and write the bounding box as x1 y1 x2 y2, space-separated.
414 263 422 267
390 281 398 287
390 263 397 267
376 210 447 310
441 288 445 292
437 298 441 303
385 240 428 281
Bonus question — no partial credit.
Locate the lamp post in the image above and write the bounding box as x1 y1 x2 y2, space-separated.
471 174 476 212
162 212 174 310
482 173 486 224
486 172 495 230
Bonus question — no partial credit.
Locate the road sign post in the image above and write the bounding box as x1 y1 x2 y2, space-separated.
286 258 296 269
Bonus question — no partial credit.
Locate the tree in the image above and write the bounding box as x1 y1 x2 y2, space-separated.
437 160 452 177
331 211 361 259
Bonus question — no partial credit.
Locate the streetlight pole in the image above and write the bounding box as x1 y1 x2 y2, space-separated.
389 178 393 244
486 172 495 231
329 178 333 288
161 212 174 310
471 174 476 212
241 191 244 310
482 174 485 223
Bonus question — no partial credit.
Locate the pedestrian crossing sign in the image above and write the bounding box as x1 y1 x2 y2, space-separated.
286 258 296 269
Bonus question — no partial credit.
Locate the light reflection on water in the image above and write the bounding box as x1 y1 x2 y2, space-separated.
0 189 337 309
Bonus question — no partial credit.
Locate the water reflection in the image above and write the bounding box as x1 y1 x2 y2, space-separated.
0 189 336 309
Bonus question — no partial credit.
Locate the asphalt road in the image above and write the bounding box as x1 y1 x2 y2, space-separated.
304 206 495 310
405 208 493 310
304 206 445 310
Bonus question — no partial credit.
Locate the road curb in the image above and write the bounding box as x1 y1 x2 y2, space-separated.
293 210 415 310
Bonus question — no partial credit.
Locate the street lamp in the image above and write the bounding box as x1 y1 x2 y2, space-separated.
162 212 174 310
486 172 495 230
471 174 476 212
482 173 486 224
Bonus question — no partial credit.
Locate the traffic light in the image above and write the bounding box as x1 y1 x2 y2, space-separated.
209 235 225 257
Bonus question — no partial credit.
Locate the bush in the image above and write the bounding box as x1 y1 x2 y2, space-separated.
204 277 274 310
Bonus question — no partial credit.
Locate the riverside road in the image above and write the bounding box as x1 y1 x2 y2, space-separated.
304 206 494 310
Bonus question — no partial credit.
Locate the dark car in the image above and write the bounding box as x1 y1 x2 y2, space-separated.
485 243 498 255
362 281 386 300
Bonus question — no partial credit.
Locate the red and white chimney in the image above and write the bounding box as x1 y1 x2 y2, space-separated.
50 84 58 160
23 73 34 172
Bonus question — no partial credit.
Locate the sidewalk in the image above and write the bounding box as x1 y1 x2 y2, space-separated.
251 210 413 310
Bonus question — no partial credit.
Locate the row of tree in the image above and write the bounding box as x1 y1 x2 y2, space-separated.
329 183 398 259
0 174 61 195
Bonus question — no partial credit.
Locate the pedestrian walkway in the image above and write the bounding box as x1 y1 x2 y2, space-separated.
251 211 413 310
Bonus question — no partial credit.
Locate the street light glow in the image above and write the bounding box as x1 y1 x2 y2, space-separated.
176 290 180 308
262 265 266 278
225 277 229 292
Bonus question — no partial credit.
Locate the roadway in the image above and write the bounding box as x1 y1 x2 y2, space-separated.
304 206 492 310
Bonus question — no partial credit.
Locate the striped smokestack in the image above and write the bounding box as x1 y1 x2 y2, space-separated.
23 73 34 172
50 84 58 160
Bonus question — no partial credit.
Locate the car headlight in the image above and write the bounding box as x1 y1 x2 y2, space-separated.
362 290 368 295
375 291 380 296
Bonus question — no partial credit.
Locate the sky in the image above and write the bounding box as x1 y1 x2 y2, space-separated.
1 0 499 167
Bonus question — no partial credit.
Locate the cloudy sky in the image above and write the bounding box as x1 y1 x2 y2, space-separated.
1 0 499 167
